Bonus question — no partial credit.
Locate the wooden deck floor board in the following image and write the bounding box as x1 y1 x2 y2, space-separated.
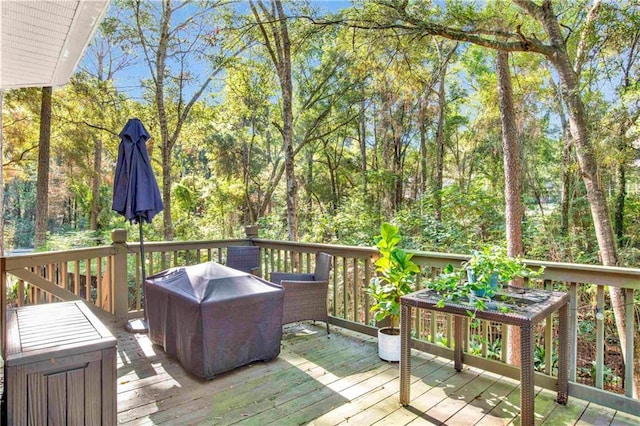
109 322 640 425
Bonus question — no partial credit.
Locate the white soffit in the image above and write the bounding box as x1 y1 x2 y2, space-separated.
0 0 110 89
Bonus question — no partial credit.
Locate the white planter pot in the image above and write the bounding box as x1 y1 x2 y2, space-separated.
377 327 401 362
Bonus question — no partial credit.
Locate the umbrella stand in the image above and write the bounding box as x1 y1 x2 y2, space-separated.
114 118 163 335
125 217 149 333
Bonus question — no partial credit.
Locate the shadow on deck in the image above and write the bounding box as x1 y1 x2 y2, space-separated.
114 323 639 425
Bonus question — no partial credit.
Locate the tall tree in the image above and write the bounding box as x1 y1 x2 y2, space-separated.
34 87 52 249
496 50 524 365
80 12 134 230
432 41 458 222
129 0 235 240
250 0 298 241
357 0 631 392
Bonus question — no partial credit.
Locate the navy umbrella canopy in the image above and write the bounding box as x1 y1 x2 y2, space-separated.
112 118 163 224
112 118 163 333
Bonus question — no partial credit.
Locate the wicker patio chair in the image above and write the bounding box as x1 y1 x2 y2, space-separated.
270 252 332 335
226 246 261 276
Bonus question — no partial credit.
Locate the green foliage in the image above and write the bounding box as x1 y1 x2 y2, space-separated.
464 246 544 288
424 245 544 324
366 223 420 332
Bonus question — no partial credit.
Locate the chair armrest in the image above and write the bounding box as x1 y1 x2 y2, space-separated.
270 272 314 285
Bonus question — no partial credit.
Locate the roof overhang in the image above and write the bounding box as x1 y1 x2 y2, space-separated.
0 0 110 90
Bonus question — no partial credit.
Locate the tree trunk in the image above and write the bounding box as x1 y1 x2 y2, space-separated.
496 51 524 366
360 95 368 193
433 66 446 222
418 100 428 199
157 1 173 241
90 134 102 231
35 87 52 249
532 2 630 386
614 163 625 244
251 0 297 240
276 1 297 241
161 148 173 241
560 129 572 237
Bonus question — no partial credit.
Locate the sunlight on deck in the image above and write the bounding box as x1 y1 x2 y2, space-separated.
111 322 640 425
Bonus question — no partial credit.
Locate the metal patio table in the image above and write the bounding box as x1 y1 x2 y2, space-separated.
399 285 570 426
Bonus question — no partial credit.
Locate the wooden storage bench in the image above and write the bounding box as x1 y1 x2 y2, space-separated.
5 301 117 425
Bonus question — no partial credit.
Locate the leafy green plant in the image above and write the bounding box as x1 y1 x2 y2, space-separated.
424 246 544 325
534 344 558 373
366 223 420 333
464 246 544 297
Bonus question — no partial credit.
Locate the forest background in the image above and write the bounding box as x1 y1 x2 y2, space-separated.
1 0 639 270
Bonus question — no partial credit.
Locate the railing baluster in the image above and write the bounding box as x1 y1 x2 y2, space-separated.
595 284 605 389
364 258 370 325
70 260 77 296
544 279 553 375
331 256 344 318
569 282 578 381
342 257 348 320
135 254 141 310
61 262 68 293
625 288 634 398
85 259 91 303
482 321 488 358
430 312 437 344
97 257 103 310
353 258 359 322
17 280 24 307
149 251 155 276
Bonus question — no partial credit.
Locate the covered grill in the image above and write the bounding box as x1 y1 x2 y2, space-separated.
145 262 284 379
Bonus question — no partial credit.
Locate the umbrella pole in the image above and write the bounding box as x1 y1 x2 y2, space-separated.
139 218 146 282
126 217 149 333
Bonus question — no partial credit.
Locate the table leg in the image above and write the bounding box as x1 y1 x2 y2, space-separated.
557 303 569 404
400 304 411 405
520 324 534 426
454 315 464 372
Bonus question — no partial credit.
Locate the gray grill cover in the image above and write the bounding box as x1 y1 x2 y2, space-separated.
146 262 284 379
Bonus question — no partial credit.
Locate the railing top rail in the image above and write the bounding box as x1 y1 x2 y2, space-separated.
127 238 249 253
408 250 640 289
252 238 377 258
253 239 640 289
4 236 639 289
2 246 116 270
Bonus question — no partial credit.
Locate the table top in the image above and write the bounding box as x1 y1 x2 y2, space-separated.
6 301 116 366
401 285 570 326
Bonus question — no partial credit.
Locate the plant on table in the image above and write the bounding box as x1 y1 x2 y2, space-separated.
425 245 544 323
366 222 420 334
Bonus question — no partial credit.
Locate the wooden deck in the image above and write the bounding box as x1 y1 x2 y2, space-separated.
114 322 640 425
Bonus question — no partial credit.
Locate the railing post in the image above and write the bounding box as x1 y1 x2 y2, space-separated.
112 229 129 322
245 225 259 239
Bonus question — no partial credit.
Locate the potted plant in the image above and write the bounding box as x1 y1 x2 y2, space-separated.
464 246 543 298
366 223 420 361
425 245 544 323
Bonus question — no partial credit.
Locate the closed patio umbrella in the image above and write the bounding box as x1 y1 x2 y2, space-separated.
112 118 163 333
